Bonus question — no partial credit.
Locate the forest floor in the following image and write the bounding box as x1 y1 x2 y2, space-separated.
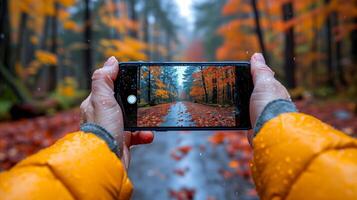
139 101 236 127
0 99 356 200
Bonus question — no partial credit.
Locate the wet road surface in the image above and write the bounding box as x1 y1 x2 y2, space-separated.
129 131 258 200
160 102 195 127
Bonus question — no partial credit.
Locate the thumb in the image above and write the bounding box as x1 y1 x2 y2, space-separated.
250 53 274 84
249 53 290 129
91 56 119 97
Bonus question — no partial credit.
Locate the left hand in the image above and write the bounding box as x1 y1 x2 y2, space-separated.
80 56 154 169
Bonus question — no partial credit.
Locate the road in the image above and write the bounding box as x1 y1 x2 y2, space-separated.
129 131 258 200
160 102 195 127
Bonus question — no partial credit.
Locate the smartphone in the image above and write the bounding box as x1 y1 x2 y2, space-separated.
114 62 253 131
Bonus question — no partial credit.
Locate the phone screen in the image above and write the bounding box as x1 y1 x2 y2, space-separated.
115 62 253 131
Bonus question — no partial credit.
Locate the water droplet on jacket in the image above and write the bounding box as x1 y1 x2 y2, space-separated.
285 157 291 162
265 149 270 154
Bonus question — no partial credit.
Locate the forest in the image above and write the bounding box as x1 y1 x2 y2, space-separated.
137 65 236 127
1 0 357 199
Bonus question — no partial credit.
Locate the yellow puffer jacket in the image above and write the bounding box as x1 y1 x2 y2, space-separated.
0 113 356 200
0 132 132 200
252 113 357 200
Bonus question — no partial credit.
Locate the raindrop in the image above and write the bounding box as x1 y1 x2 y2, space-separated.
199 152 202 156
37 87 41 91
246 51 249 54
0 34 4 39
285 157 291 162
102 101 106 105
293 57 296 61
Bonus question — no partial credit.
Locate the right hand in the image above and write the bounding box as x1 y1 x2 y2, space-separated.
248 53 291 144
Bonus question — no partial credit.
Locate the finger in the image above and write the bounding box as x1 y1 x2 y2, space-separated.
129 131 154 146
250 53 275 84
91 56 119 97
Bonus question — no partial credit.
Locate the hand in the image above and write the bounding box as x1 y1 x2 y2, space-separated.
248 53 291 143
80 56 154 169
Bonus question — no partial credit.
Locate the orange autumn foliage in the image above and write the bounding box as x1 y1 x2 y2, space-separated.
35 50 58 65
190 66 235 103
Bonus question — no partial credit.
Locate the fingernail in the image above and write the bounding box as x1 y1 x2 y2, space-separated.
254 53 265 64
104 56 116 67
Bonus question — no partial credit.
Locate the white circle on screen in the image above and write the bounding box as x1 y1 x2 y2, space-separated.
127 95 137 104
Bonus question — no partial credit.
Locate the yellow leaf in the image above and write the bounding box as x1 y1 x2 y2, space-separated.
35 50 58 65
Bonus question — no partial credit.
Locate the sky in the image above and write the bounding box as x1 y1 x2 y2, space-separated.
174 0 195 30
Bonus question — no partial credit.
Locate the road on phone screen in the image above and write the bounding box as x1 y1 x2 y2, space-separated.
160 102 195 127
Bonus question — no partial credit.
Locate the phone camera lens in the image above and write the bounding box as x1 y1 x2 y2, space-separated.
127 95 137 104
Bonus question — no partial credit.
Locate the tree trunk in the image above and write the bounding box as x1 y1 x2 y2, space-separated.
212 72 218 104
351 17 357 62
148 67 151 105
282 2 296 89
0 0 13 74
225 70 232 104
324 0 334 87
83 0 92 89
310 13 318 88
251 0 268 63
14 12 28 69
0 0 32 103
48 2 59 91
127 0 138 38
143 9 150 60
35 16 51 95
200 66 208 103
332 12 346 87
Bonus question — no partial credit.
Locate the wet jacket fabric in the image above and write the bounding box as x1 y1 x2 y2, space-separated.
0 132 132 200
252 100 357 200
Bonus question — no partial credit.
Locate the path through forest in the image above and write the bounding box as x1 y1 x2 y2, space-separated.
161 102 195 127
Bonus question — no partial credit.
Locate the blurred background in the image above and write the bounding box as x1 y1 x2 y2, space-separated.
0 0 356 199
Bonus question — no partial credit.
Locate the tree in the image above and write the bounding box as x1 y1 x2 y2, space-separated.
282 2 296 89
83 0 92 89
324 0 334 87
200 66 209 103
194 0 228 60
251 0 268 63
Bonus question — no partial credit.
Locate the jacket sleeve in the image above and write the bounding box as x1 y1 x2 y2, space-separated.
0 131 133 200
251 112 357 200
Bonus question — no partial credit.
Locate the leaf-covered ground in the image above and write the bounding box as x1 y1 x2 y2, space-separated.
184 102 235 127
138 103 172 127
0 100 356 199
